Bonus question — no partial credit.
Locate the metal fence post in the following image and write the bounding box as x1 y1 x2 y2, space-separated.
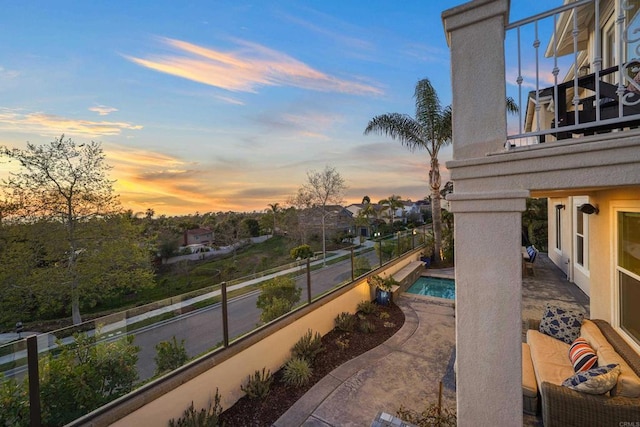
221 282 229 348
306 258 312 304
350 246 355 281
27 335 41 427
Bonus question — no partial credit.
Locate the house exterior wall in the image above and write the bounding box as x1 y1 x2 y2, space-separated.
444 0 640 425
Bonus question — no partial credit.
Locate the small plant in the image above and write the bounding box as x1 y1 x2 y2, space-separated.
335 336 350 351
168 389 223 427
379 311 390 320
334 312 357 332
291 329 324 364
395 381 456 427
359 319 376 333
357 300 378 315
282 357 313 387
241 368 273 400
383 321 396 328
367 274 398 291
155 336 189 375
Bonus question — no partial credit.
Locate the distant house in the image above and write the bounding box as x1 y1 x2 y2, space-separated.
299 205 355 240
183 228 213 246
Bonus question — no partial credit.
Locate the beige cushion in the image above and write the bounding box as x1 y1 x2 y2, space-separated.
522 343 538 397
527 329 574 390
580 319 610 351
597 344 640 398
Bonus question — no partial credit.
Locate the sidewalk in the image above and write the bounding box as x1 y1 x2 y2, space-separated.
274 294 456 426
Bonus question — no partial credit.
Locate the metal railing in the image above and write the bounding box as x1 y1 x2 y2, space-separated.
505 0 640 147
0 227 430 426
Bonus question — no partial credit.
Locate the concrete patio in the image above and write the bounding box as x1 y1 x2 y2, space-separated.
274 253 589 426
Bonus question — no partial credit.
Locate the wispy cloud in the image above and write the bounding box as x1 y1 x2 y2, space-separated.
215 95 245 105
280 12 374 52
0 108 142 137
89 105 118 116
0 66 19 79
125 37 383 96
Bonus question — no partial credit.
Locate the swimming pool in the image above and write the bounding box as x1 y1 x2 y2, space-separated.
406 276 455 300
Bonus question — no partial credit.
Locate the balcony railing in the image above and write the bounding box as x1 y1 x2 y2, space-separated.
0 227 429 426
505 0 640 148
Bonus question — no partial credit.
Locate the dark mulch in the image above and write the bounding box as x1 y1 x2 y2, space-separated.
219 302 405 426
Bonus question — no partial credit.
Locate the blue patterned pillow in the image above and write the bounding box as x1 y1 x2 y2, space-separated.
562 364 621 394
539 304 584 344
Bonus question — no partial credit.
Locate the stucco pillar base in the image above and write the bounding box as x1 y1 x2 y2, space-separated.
450 191 526 427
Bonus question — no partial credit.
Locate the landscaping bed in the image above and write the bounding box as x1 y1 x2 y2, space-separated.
219 302 405 426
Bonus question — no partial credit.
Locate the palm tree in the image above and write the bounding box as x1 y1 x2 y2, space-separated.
378 195 404 228
365 78 451 261
267 203 280 236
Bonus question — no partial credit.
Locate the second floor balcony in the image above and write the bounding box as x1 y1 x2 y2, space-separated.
506 0 640 147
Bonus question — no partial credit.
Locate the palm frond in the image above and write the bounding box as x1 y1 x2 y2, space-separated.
364 113 425 150
506 96 519 115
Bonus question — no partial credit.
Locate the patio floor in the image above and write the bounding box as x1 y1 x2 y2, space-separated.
274 253 589 427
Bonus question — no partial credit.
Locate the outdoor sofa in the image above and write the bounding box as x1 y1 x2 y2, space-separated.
523 310 640 427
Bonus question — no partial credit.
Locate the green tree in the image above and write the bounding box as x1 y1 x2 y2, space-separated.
242 217 260 237
40 332 138 425
290 244 314 260
1 136 124 324
256 276 301 323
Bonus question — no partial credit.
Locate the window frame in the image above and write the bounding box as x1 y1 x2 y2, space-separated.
613 201 640 354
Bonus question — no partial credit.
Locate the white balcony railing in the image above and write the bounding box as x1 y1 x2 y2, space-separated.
506 0 640 148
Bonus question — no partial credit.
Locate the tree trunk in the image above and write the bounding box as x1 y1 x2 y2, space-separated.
71 283 82 325
432 188 443 263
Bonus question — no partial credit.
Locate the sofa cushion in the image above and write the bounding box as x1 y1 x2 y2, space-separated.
539 304 584 344
569 337 598 372
579 319 610 351
562 364 621 394
597 344 640 398
527 329 574 390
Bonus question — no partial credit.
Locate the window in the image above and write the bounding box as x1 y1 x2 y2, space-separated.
555 205 562 251
617 211 640 345
576 207 586 267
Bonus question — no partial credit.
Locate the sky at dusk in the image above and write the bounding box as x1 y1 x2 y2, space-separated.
0 1 560 216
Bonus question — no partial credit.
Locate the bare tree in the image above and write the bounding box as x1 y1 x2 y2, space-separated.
299 166 347 266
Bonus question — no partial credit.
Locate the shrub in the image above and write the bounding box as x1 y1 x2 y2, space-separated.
379 311 390 320
353 256 371 277
0 376 28 426
155 336 189 375
241 368 272 400
256 276 301 323
291 329 324 364
282 357 313 387
290 244 314 260
334 312 357 332
168 389 223 427
357 300 378 315
359 320 376 334
39 332 139 426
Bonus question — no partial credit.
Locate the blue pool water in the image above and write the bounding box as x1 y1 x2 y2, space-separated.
406 276 455 300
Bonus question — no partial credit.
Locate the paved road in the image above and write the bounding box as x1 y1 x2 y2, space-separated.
132 249 379 380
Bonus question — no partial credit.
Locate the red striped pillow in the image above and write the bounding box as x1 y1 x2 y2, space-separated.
569 337 598 372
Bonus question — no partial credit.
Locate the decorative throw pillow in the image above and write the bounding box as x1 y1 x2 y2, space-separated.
539 304 584 344
569 337 598 372
562 364 621 394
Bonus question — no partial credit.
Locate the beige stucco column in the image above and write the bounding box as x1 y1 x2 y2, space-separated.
443 1 526 426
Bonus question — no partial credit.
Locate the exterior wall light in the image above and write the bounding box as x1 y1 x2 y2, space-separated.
578 203 599 215
555 204 565 210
